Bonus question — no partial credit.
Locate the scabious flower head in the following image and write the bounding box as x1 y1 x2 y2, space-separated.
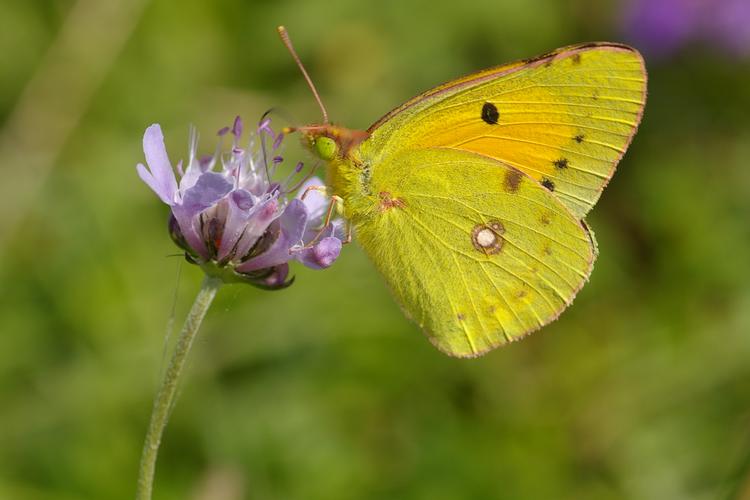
137 116 343 289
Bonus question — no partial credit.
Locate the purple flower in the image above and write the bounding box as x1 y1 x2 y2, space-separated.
137 116 343 289
621 0 750 58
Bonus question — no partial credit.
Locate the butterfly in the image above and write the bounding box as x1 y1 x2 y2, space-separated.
279 27 647 357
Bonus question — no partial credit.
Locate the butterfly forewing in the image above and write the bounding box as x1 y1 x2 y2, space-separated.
363 44 647 219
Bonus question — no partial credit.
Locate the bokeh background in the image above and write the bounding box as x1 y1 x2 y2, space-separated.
1 0 749 499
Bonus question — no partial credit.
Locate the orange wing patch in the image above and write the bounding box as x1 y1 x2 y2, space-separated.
363 44 647 219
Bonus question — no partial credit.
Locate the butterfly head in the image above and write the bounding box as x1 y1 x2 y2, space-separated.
312 135 338 161
277 27 370 161
302 127 339 161
285 124 370 161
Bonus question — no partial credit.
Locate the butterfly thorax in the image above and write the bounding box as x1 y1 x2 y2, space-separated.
301 125 376 222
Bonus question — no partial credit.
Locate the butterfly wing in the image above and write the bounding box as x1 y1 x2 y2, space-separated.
355 147 596 357
361 43 647 218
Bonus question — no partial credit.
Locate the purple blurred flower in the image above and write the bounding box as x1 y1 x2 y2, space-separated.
621 0 750 58
137 116 343 289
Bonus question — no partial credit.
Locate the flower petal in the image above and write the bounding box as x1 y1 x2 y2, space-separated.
137 163 171 205
296 177 328 222
278 199 308 245
231 196 281 261
295 236 342 270
216 190 253 261
180 172 233 214
236 199 308 272
171 205 209 259
169 172 233 260
178 160 203 196
142 124 178 204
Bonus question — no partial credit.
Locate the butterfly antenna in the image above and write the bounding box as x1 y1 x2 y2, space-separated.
277 26 329 124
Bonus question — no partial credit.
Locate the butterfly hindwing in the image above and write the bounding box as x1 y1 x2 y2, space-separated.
362 44 647 218
354 147 596 357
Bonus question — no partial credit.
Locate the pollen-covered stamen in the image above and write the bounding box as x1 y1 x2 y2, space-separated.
258 115 287 179
228 117 243 164
231 115 243 140
285 161 319 195
280 161 305 193
221 147 246 187
269 154 282 177
237 133 265 194
198 155 212 170
258 117 273 138
257 117 275 180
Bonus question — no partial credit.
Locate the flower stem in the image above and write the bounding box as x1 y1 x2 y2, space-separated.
136 275 222 500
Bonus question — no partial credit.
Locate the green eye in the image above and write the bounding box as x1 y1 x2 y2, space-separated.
314 136 337 160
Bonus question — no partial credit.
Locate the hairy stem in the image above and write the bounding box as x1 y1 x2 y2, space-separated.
136 275 222 500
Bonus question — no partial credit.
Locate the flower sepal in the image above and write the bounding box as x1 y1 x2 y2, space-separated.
197 258 294 290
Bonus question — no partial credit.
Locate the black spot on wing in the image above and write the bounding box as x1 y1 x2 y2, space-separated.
481 102 499 124
553 158 569 169
574 134 585 143
541 178 555 191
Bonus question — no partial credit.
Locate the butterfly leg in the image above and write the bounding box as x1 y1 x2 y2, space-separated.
322 195 353 245
300 185 344 229
342 220 353 245
298 187 349 247
322 194 344 226
300 184 328 201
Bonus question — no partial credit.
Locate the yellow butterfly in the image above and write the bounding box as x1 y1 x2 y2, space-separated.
279 27 647 357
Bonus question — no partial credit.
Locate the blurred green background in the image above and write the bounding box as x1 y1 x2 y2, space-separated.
1 0 749 499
